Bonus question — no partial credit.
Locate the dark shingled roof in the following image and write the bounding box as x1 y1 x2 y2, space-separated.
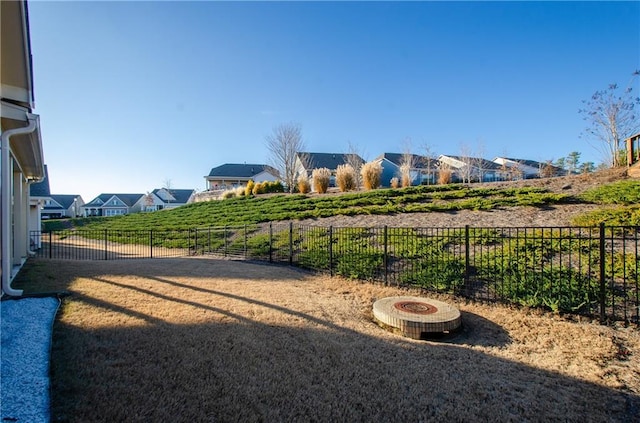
207 164 279 178
500 157 562 171
441 155 503 170
84 193 145 207
375 153 428 168
151 188 194 204
297 152 364 170
48 194 80 210
30 165 50 197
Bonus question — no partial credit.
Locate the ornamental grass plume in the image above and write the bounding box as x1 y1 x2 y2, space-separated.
336 164 357 192
361 161 382 190
438 168 452 185
245 180 255 196
252 182 266 195
297 175 311 194
390 177 400 189
221 189 236 199
400 163 412 187
313 167 331 194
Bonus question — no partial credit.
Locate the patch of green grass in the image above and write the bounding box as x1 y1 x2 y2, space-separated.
42 219 74 232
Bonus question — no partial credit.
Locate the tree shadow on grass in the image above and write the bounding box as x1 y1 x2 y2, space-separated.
50 318 639 423
13 257 310 294
419 311 512 348
13 258 640 421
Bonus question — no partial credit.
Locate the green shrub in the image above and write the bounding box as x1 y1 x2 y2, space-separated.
400 258 465 292
571 206 640 227
264 180 285 193
336 252 383 279
484 263 599 313
580 180 640 205
313 167 331 193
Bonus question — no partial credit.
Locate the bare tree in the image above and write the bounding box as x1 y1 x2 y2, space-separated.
399 139 419 187
266 123 306 193
457 141 487 183
345 141 365 189
161 178 173 205
144 192 155 212
457 144 474 183
421 142 437 185
539 160 557 178
579 71 640 167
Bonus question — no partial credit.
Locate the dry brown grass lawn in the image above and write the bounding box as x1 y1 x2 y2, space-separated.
15 257 640 422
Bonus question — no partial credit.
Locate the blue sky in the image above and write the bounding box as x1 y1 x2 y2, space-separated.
28 1 640 201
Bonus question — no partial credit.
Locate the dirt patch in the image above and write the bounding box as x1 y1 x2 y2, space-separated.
16 258 639 422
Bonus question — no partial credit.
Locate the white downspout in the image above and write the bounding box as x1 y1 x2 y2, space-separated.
1 114 38 297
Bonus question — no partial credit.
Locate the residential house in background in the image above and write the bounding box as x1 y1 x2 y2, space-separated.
492 157 564 180
29 164 52 220
373 152 437 187
142 188 195 211
29 166 84 218
82 193 145 217
295 152 365 187
205 163 280 191
437 155 506 183
625 133 640 178
43 195 84 219
1 0 46 296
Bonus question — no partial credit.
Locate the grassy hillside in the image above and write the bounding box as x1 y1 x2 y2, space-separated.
64 184 569 231
39 172 640 232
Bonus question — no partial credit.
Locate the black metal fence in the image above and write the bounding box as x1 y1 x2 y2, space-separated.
30 223 639 324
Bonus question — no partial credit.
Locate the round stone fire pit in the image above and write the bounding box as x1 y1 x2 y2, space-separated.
373 296 461 339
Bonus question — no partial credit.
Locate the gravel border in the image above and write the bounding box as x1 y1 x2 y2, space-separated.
1 296 60 423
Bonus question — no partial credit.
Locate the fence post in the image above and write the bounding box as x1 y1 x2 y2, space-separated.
289 222 293 265
269 223 273 263
150 230 153 259
329 226 333 277
104 229 108 260
244 224 248 259
464 225 470 295
48 231 52 259
224 226 228 257
599 223 606 323
383 226 388 285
